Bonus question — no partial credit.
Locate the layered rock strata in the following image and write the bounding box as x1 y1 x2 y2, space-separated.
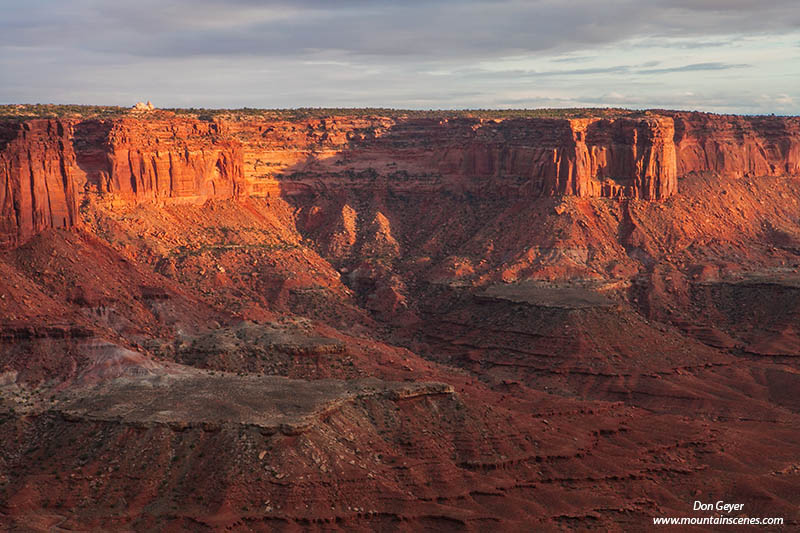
72 118 244 203
670 112 800 177
2 111 800 246
0 120 79 247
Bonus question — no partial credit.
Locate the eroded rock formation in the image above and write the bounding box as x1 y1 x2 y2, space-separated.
670 112 800 177
2 110 800 529
73 118 244 203
229 115 678 200
0 120 79 247
2 110 800 247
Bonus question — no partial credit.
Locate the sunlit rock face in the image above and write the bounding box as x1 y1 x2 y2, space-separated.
4 110 800 246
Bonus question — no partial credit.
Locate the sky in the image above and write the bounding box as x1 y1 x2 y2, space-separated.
1 0 799 114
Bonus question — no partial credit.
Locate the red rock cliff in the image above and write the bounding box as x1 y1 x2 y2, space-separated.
670 112 800 178
0 120 79 247
2 111 799 247
73 118 244 202
2 116 245 246
442 116 677 200
225 116 677 200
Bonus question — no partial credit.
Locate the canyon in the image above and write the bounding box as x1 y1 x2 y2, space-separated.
1 106 800 531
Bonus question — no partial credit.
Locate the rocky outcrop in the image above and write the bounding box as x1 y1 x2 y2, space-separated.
0 120 79 247
442 116 678 200
670 112 800 178
73 118 244 202
576 117 677 200
0 117 246 246
3 110 800 247
227 116 678 200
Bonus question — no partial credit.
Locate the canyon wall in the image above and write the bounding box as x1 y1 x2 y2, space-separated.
226 116 677 200
670 112 800 178
1 117 245 245
73 118 244 202
0 120 79 247
2 111 799 247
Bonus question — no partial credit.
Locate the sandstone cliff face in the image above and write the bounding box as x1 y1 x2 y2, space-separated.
223 117 394 197
0 120 79 247
577 117 677 200
1 117 246 246
435 116 677 200
2 111 800 247
670 112 800 178
226 116 677 200
73 118 244 202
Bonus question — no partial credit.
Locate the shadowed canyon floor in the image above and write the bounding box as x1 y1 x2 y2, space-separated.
1 107 800 531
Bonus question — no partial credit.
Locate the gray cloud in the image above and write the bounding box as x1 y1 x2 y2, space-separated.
636 62 750 74
0 0 798 112
4 0 800 60
446 61 749 80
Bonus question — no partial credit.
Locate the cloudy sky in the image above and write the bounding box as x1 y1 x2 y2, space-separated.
2 0 799 113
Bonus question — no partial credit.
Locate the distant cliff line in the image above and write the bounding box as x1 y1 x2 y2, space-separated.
2 111 799 247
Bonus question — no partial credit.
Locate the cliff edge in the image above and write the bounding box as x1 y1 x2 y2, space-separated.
2 109 799 246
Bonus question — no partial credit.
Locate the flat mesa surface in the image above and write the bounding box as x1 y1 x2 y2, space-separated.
697 272 800 288
56 374 452 431
0 104 644 121
480 281 615 309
